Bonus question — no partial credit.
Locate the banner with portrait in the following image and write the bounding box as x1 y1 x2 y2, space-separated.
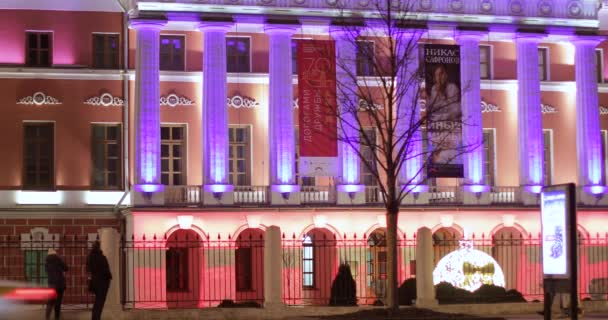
297 40 338 177
423 44 463 178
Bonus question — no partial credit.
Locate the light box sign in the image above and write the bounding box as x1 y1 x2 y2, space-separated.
540 185 574 279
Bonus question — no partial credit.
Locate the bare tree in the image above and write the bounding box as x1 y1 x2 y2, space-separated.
314 0 480 310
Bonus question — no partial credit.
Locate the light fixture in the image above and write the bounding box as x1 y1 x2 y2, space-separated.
502 214 516 228
246 215 261 229
16 191 63 205
439 214 454 228
177 215 193 230
313 214 328 229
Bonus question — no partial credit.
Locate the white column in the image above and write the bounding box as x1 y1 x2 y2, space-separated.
131 20 166 206
264 225 283 308
573 37 606 199
332 28 366 204
415 227 437 307
265 24 300 205
200 22 234 205
457 31 490 204
516 34 544 201
99 228 121 311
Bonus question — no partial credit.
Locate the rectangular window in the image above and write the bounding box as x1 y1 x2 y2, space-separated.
602 130 607 184
361 128 377 186
302 235 314 288
597 49 604 83
483 129 496 186
229 126 251 186
166 247 188 292
421 127 436 186
91 124 122 189
295 127 316 186
93 33 119 69
226 37 250 73
160 35 185 71
26 32 52 67
235 247 252 291
25 250 47 285
161 125 186 185
292 40 298 75
538 47 549 81
479 45 492 80
23 123 54 190
357 40 375 76
543 129 553 186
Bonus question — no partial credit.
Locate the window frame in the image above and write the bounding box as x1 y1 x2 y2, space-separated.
159 34 186 71
538 46 550 82
26 31 53 67
602 130 607 185
92 33 120 69
295 127 316 186
91 123 122 190
302 234 315 289
597 48 604 84
235 247 253 291
228 125 252 186
479 44 493 80
166 246 189 292
356 40 376 77
542 129 553 186
226 36 252 73
161 123 187 186
482 128 496 186
360 127 378 186
23 122 55 190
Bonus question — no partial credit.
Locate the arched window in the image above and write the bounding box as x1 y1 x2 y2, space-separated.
303 235 314 288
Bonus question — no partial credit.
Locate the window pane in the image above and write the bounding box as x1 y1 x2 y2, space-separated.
40 34 49 49
28 34 38 49
161 127 170 140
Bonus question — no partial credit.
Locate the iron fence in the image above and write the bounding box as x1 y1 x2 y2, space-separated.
0 235 95 309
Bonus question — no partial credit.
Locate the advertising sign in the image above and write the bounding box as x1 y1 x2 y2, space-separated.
541 184 575 279
423 44 463 178
297 40 338 177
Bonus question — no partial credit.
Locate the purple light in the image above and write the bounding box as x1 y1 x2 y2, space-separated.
585 185 606 195
464 184 490 193
135 184 165 193
524 185 543 194
203 184 234 193
337 184 365 193
402 184 428 193
271 184 300 193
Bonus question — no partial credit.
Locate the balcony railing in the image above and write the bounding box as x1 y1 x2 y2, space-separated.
365 186 382 204
164 185 201 206
491 186 520 204
300 186 336 204
428 186 460 204
234 185 269 205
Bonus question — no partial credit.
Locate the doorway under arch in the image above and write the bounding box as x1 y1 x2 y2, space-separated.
165 229 202 308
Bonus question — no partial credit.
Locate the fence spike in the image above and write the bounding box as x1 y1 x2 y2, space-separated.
228 234 232 240
292 232 296 239
481 233 485 239
353 233 357 239
218 233 221 240
196 233 200 241
333 233 337 240
142 234 146 241
259 234 263 240
363 233 367 239
153 234 157 240
413 232 417 239
471 233 475 239
344 233 347 239
164 233 168 240
131 234 135 240
282 232 285 239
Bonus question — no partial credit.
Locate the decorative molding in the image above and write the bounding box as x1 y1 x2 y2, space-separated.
17 92 61 106
541 103 558 114
160 93 194 107
293 98 299 109
84 93 124 107
358 99 383 110
227 95 259 109
481 100 501 113
600 106 608 116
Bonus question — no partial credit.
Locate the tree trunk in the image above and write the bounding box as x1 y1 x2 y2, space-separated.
385 208 399 311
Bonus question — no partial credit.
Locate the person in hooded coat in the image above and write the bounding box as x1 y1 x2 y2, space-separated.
86 241 112 320
45 248 68 320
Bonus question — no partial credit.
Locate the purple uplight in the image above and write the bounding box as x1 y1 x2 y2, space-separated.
402 184 428 194
524 185 543 194
337 184 365 193
585 185 606 195
464 184 490 193
203 184 234 193
271 184 300 193
135 184 165 193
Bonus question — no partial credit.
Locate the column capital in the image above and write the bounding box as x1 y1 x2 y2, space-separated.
455 30 486 43
264 23 298 35
129 19 166 30
514 32 545 43
570 35 604 47
198 21 233 33
329 25 361 39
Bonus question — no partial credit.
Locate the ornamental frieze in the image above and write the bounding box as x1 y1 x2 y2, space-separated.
17 92 62 106
481 101 501 113
541 104 557 114
227 95 259 109
160 93 194 107
600 106 608 116
84 93 124 107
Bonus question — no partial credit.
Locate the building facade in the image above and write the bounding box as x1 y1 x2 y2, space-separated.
1 0 608 308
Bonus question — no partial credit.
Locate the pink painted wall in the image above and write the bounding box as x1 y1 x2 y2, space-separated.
0 10 122 66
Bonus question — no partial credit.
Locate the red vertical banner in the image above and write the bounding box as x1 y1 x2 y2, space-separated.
297 40 338 176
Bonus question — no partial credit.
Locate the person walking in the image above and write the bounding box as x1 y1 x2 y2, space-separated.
86 241 112 320
45 248 68 320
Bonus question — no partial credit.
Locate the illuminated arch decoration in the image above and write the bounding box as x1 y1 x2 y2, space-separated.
541 103 557 114
18 92 62 106
227 95 259 109
160 93 194 107
432 239 506 292
481 100 501 113
84 93 124 107
599 106 608 116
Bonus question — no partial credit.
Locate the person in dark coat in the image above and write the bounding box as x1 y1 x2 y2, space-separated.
86 241 112 320
45 248 68 320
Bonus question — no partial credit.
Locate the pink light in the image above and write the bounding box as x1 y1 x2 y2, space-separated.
337 184 365 193
3 288 57 302
402 184 428 193
177 215 193 229
204 184 234 193
135 184 164 193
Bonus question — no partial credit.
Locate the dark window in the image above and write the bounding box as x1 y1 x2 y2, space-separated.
361 128 377 186
235 247 252 291
597 49 604 83
538 47 549 81
226 37 250 73
543 129 552 186
357 41 375 76
302 235 314 288
160 35 185 71
229 126 251 186
93 34 119 69
92 124 122 189
23 123 54 190
479 45 492 80
295 127 315 186
602 130 607 184
25 250 47 285
161 125 186 185
166 247 188 292
292 40 298 75
483 129 495 186
26 32 52 67
421 128 437 187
